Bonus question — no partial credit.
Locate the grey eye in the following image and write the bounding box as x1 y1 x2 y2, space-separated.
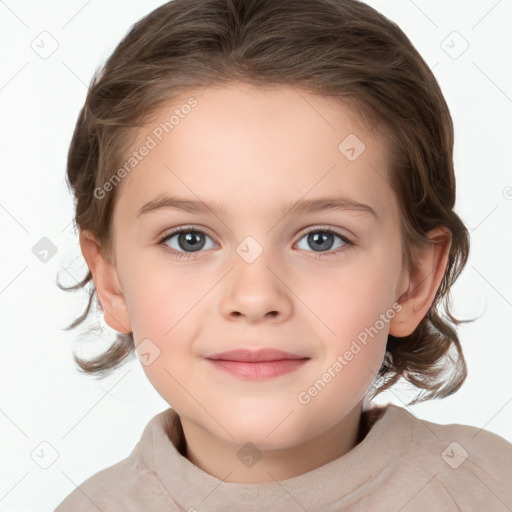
162 230 216 253
296 230 348 252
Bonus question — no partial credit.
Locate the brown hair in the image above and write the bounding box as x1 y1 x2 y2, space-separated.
58 0 473 405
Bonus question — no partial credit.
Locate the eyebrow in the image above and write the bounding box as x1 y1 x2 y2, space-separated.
136 194 378 220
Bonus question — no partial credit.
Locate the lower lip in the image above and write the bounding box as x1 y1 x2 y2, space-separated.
207 358 309 379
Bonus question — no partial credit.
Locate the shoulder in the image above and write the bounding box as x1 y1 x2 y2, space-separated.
54 408 182 511
53 446 178 512
382 404 512 511
53 450 152 511
409 407 512 476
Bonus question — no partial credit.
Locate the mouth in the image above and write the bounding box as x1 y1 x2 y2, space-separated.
205 348 310 379
206 348 308 362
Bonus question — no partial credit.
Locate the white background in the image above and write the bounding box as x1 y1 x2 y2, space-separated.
0 1 511 510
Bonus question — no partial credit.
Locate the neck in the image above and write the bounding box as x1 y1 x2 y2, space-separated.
179 401 365 483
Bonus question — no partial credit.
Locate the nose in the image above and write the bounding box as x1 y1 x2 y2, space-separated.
219 252 293 324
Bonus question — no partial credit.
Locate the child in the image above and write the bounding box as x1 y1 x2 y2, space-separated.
55 0 512 510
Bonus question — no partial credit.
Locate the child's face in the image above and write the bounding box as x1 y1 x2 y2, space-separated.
103 84 410 449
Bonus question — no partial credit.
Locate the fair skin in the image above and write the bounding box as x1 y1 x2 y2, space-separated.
80 83 451 483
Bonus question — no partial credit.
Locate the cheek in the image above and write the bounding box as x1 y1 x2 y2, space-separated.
298 256 398 337
296 271 392 415
295 257 396 392
123 263 212 398
123 257 207 338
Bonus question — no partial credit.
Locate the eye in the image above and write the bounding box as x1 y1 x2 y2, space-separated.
295 226 353 257
158 227 216 259
158 225 353 260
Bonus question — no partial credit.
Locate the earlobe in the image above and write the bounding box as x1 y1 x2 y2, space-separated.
79 230 132 334
389 227 452 338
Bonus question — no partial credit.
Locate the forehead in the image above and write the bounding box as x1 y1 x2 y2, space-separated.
114 83 397 225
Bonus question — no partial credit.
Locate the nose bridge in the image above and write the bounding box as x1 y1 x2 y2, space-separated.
232 234 281 294
220 233 292 321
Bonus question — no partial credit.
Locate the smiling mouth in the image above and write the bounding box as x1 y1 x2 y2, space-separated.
206 350 310 380
206 348 308 363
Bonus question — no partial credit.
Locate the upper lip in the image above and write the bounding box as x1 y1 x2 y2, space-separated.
206 348 309 362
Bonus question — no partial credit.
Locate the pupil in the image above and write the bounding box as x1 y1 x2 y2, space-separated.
179 232 205 252
309 232 334 251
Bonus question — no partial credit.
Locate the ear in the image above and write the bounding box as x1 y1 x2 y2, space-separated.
389 227 452 338
79 230 132 334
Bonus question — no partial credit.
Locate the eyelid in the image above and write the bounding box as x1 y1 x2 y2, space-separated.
296 224 353 242
158 224 354 252
158 224 219 244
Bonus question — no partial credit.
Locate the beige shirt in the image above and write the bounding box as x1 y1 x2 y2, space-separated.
54 404 512 511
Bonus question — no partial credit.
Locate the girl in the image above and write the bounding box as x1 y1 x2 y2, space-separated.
55 0 512 510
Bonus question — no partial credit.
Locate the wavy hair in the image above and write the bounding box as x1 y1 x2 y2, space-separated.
58 0 472 405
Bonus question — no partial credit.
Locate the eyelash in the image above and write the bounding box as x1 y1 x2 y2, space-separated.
157 225 354 260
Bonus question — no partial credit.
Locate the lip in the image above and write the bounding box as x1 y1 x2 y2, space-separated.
206 348 307 362
205 348 310 380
